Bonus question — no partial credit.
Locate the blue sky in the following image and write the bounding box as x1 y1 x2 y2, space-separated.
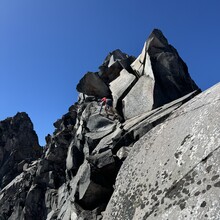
0 0 219 146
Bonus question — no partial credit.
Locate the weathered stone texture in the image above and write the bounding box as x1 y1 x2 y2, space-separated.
122 75 155 119
103 83 220 220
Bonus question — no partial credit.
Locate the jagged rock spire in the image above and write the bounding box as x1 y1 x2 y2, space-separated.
124 28 200 119
0 112 42 189
76 29 200 120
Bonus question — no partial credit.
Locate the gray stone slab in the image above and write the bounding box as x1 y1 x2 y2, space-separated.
110 69 136 108
122 75 155 119
123 91 198 133
92 126 123 155
123 108 160 131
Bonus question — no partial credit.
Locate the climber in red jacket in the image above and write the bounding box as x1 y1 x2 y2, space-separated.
99 97 114 117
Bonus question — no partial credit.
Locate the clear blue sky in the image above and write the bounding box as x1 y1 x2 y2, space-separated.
0 0 219 146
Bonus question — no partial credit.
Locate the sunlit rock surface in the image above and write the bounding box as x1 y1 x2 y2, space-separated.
103 83 220 220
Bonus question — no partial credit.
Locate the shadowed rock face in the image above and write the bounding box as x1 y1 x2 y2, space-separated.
148 29 199 106
76 72 111 98
1 29 214 220
0 112 42 189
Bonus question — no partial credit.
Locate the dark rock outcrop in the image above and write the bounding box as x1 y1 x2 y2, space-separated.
123 29 200 119
99 49 136 84
76 72 111 98
0 112 42 189
1 29 215 220
76 49 136 99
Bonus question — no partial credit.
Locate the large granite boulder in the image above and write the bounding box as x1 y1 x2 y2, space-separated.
103 83 220 220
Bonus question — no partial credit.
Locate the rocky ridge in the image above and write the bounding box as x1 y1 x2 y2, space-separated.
1 29 218 220
0 112 42 190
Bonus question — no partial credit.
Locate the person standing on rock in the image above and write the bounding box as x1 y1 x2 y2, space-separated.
99 97 114 117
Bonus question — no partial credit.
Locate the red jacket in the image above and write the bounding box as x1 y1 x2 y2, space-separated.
101 97 107 103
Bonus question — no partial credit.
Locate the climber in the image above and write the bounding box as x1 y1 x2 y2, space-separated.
99 97 114 117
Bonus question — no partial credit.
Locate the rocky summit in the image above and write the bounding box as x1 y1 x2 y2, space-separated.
0 29 219 220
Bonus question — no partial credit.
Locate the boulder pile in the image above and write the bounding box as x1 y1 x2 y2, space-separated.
1 29 219 220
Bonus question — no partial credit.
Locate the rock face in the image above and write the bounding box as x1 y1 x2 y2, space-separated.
124 29 199 119
122 75 155 119
2 29 217 220
103 83 220 220
0 112 42 189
